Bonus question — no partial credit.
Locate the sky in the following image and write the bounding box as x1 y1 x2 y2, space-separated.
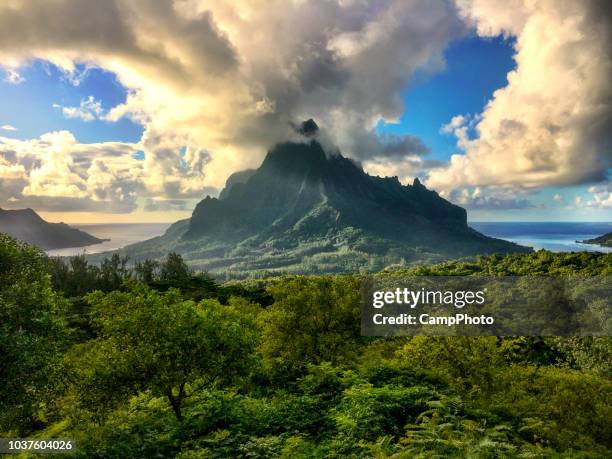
0 0 610 223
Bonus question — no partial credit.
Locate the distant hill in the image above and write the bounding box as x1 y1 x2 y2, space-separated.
580 232 612 248
0 208 106 250
111 121 530 276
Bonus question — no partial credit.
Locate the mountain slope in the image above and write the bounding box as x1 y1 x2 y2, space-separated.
115 125 530 276
0 208 106 250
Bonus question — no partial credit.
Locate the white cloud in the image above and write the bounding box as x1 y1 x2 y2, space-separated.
440 114 467 134
22 132 89 198
551 193 569 207
54 96 104 122
0 127 221 213
0 161 25 180
586 182 612 208
1 124 17 131
363 155 444 185
428 0 612 193
0 131 141 212
444 185 534 210
3 68 24 84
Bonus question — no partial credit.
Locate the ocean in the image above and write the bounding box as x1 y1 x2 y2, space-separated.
45 221 612 257
46 223 171 257
470 221 612 253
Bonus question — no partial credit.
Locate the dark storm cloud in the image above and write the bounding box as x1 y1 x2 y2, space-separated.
379 134 430 157
0 0 239 86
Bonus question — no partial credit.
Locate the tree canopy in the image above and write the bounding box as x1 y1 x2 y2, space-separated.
70 283 258 421
0 237 610 457
0 234 68 433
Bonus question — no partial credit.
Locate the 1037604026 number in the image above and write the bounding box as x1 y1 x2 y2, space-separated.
0 438 75 454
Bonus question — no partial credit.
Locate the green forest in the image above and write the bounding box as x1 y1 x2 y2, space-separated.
1 233 611 458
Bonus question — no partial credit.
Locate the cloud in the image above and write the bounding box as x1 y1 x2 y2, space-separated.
0 0 465 202
428 0 612 193
3 68 24 84
53 96 104 122
378 133 430 157
586 182 612 208
143 198 196 212
0 131 141 212
1 124 17 131
363 155 444 184
0 159 26 180
552 193 566 206
446 186 535 210
0 0 608 217
0 127 223 213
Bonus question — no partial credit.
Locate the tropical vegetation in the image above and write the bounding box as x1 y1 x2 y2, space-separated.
1 234 610 458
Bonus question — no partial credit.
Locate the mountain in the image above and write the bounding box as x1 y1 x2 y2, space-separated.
112 121 530 276
0 208 106 250
580 232 612 247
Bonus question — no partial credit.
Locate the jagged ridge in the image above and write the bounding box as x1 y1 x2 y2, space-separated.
112 125 529 276
188 140 467 239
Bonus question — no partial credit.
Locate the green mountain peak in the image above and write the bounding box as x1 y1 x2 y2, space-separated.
111 134 529 276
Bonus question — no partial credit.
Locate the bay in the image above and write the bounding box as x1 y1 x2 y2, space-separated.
45 221 612 258
470 221 612 253
46 223 171 257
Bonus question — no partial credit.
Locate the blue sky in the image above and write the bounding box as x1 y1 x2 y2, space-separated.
0 62 142 144
377 34 611 222
378 34 516 164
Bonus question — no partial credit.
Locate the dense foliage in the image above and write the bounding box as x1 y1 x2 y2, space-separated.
1 234 610 457
0 235 68 433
